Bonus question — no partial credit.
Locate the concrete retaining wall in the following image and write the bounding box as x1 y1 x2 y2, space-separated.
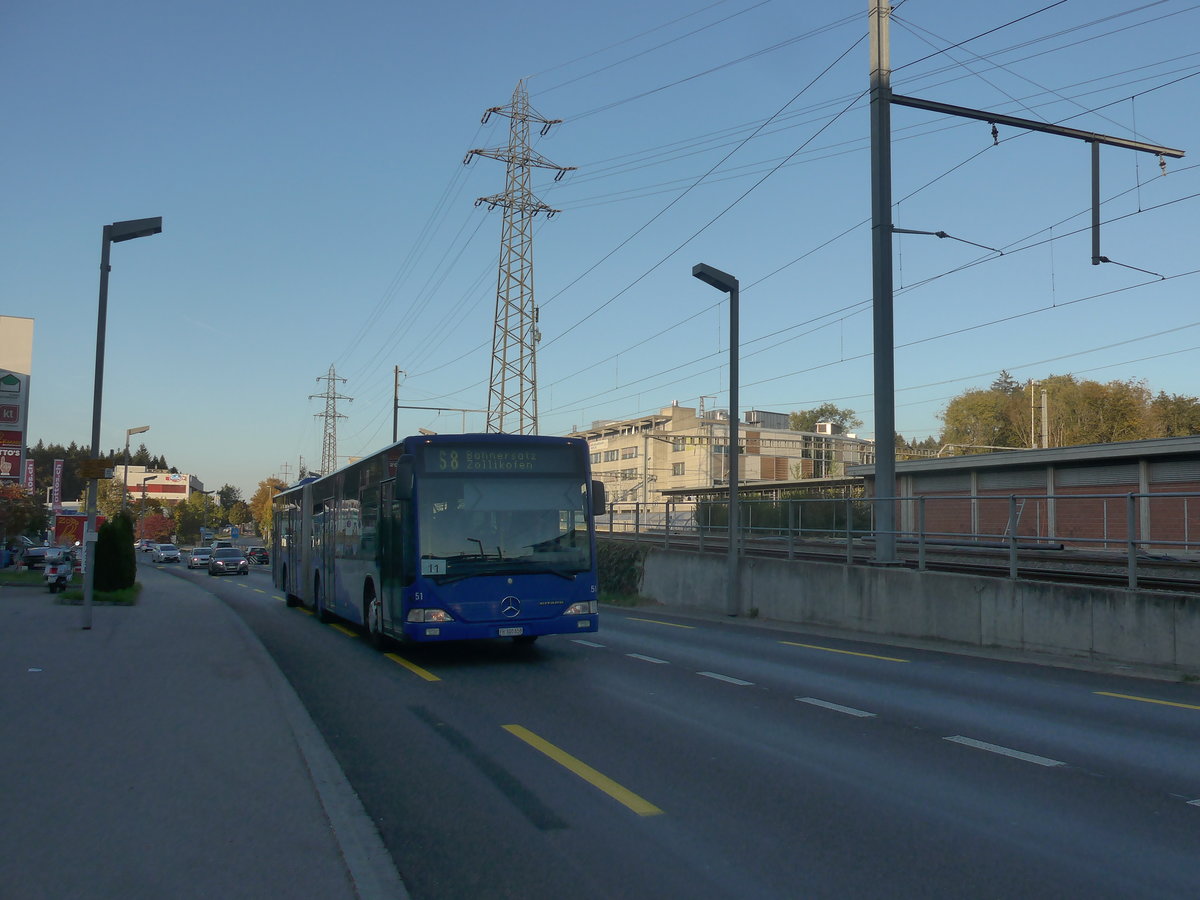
637 547 1200 675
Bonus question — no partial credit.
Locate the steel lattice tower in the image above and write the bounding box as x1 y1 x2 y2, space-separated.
310 364 352 475
465 80 574 434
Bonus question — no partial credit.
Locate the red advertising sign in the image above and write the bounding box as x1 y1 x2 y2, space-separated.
55 514 105 547
0 448 19 480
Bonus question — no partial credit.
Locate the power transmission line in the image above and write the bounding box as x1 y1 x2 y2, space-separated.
310 365 352 475
465 80 575 434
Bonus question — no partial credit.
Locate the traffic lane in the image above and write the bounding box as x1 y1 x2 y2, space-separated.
592 609 1200 797
402 631 1200 899
198 579 1200 898
218 588 697 899
151 568 1200 804
247 603 1199 899
217 589 866 898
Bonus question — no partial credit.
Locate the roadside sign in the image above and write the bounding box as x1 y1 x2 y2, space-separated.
78 459 110 479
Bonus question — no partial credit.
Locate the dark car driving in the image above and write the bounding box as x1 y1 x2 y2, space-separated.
207 547 249 577
245 546 269 564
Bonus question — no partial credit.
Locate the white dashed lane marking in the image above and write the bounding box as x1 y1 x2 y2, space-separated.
796 697 876 718
697 671 753 686
944 735 1065 767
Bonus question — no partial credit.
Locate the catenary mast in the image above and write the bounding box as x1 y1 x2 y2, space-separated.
465 80 574 434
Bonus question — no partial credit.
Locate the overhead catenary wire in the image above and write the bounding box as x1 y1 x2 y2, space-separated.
369 1 1195 448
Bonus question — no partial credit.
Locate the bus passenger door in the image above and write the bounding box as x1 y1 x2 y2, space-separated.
379 479 409 632
316 497 336 614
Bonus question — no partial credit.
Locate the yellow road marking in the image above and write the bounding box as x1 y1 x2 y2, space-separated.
628 617 694 629
331 623 358 638
273 595 286 602
297 608 314 616
780 641 909 662
503 724 663 817
385 653 440 682
1096 691 1200 711
253 589 266 594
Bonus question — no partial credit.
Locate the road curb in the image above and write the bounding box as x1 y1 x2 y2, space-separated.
219 588 411 899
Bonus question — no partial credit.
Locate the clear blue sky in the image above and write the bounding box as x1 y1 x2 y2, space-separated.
4 0 1198 496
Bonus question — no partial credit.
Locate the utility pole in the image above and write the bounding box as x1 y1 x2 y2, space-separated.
1041 389 1050 449
278 462 293 483
464 80 575 435
392 366 406 443
310 365 351 476
869 0 897 562
1030 380 1039 448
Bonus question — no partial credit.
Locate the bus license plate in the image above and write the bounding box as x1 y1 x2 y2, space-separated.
498 627 524 637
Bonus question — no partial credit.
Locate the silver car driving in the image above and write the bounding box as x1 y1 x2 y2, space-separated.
151 543 181 563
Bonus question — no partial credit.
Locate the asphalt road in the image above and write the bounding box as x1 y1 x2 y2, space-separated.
150 558 1200 899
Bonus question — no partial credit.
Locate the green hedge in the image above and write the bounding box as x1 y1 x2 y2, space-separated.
95 511 136 592
597 539 648 597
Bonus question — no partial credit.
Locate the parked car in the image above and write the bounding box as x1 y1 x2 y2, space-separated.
151 543 181 563
18 536 51 570
186 547 212 569
245 546 269 565
138 539 156 553
208 547 249 576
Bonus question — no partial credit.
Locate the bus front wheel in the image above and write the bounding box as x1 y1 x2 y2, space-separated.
314 575 332 623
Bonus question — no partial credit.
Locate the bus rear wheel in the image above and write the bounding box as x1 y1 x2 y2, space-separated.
365 593 387 651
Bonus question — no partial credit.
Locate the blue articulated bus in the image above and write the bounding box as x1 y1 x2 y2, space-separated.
272 433 606 646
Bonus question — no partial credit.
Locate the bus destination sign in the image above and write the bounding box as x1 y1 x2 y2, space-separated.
423 443 577 475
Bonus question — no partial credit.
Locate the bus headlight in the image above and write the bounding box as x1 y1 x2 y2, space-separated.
406 609 455 624
564 601 597 615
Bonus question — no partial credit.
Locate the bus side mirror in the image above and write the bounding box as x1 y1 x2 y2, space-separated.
395 455 414 500
591 480 606 517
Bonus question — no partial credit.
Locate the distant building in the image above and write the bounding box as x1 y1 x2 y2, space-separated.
117 465 204 508
569 404 875 504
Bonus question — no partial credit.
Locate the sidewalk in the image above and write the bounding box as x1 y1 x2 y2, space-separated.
0 570 407 899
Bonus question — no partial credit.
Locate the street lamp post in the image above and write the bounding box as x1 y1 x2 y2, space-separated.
122 425 150 513
83 217 162 629
692 263 740 617
139 476 159 540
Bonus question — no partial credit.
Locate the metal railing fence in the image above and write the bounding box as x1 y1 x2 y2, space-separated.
597 491 1200 589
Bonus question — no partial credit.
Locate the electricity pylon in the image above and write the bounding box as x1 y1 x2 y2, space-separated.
464 80 574 435
310 365 352 475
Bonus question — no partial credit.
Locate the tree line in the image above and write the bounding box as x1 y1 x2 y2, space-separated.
8 438 285 544
786 374 1200 454
937 371 1200 452
25 439 169 506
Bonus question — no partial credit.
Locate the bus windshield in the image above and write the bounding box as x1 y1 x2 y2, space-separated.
419 475 590 579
